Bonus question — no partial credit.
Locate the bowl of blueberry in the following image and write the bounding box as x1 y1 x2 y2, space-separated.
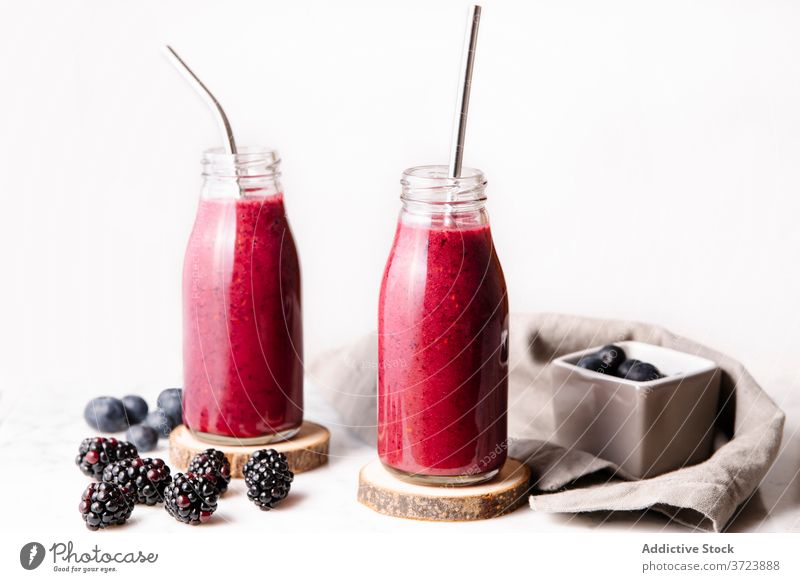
549 341 721 479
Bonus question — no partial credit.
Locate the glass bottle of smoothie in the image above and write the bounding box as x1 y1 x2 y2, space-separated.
182 147 303 444
378 165 509 485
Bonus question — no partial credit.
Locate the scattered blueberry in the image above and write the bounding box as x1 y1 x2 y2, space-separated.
83 397 129 433
157 388 183 425
596 344 626 370
620 360 663 382
576 355 609 374
121 395 149 425
126 424 159 452
143 409 176 439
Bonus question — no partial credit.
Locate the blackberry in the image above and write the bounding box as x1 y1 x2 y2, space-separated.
243 449 293 511
75 437 139 480
102 457 172 505
79 482 134 530
242 448 288 477
188 449 231 494
164 472 220 525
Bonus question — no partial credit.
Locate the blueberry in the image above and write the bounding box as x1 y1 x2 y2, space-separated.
156 388 183 425
616 358 641 378
620 360 663 382
576 355 609 374
83 397 128 432
143 409 176 439
121 395 149 425
596 344 626 370
126 425 158 452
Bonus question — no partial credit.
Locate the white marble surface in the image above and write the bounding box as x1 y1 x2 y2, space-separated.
1 377 798 535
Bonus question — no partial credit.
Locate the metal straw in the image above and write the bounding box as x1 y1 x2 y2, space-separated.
448 4 482 179
164 45 238 155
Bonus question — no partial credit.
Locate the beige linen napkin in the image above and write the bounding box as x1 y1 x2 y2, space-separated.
311 313 785 531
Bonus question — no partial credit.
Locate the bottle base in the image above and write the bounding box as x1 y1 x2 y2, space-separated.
382 463 500 487
189 426 301 446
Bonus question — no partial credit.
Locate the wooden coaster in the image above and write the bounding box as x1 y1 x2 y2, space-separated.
358 458 532 521
169 421 330 477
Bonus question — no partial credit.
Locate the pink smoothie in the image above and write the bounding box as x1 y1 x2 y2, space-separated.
182 193 303 440
378 220 508 478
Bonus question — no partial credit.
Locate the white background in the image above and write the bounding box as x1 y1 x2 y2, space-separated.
1 0 800 575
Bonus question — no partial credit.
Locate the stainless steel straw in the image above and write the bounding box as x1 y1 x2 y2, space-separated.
164 45 238 156
448 5 482 179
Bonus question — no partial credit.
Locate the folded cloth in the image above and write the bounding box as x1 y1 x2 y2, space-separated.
310 313 785 531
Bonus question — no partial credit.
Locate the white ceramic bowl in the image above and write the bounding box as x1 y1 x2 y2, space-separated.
549 340 721 479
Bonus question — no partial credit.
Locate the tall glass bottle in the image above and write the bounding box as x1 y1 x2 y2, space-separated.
378 165 508 485
182 147 303 444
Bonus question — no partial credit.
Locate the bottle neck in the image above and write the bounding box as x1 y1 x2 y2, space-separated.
200 146 282 199
400 165 488 225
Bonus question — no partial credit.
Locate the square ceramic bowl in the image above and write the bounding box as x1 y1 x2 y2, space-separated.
549 340 721 479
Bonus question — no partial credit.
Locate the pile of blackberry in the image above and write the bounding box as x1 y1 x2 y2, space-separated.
79 482 135 530
187 449 231 494
75 438 298 530
102 457 172 505
75 437 138 480
243 449 294 511
163 472 220 525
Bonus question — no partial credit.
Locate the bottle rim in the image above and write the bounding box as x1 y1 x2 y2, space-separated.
202 146 281 178
401 165 486 203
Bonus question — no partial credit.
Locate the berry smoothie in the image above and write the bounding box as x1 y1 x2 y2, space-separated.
182 193 303 442
378 219 508 482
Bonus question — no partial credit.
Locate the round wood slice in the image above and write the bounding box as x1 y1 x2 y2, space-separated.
169 421 330 477
358 458 532 521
